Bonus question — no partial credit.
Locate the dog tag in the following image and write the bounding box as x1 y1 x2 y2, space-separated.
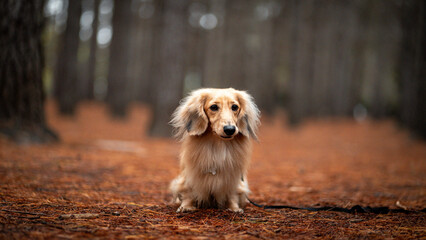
209 169 216 176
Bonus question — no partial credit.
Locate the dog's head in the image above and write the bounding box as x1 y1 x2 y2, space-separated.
171 88 260 140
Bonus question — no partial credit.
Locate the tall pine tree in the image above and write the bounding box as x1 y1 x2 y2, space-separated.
0 0 59 143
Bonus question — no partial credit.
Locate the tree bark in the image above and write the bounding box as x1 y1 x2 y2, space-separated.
54 0 81 115
148 0 187 137
221 0 249 89
183 0 207 94
288 0 315 124
0 0 59 143
329 0 358 116
106 0 133 117
203 0 226 88
398 0 426 138
127 0 155 103
86 0 100 100
245 0 276 114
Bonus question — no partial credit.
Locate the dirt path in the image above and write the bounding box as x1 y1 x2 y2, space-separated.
1 101 425 239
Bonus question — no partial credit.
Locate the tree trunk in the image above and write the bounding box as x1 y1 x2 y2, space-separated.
106 0 133 117
398 0 426 138
203 0 226 88
245 0 276 114
288 0 315 124
54 0 81 115
148 0 187 137
0 0 59 143
136 0 164 105
86 0 100 100
183 0 207 94
310 0 333 117
329 0 358 116
127 0 155 103
271 1 292 109
221 0 249 89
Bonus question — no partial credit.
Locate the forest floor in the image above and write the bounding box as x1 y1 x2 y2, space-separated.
1 101 425 239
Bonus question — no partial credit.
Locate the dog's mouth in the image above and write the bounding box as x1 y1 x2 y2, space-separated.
212 130 235 140
220 135 233 139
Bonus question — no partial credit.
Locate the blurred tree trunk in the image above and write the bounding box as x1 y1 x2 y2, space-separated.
362 1 400 118
203 0 226 88
149 0 187 137
144 0 165 105
106 0 133 117
0 0 59 143
127 0 155 103
288 0 315 124
126 3 142 102
184 0 207 93
86 0 100 100
398 0 426 138
271 2 292 109
310 1 333 117
245 0 276 114
54 0 81 115
329 0 359 116
222 0 248 89
287 0 373 123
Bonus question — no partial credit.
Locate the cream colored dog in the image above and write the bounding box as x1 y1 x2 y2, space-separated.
169 88 260 213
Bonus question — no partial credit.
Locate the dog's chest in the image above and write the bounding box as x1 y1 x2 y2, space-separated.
206 168 217 176
200 141 241 175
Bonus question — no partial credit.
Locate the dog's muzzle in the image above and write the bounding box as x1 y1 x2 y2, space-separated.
223 125 236 136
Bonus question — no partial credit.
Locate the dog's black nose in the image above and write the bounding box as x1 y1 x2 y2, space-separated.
223 125 236 136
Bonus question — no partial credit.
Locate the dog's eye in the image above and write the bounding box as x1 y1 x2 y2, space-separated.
210 104 219 111
231 104 239 111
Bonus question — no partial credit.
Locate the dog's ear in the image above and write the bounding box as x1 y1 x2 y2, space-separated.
170 90 209 139
236 91 260 140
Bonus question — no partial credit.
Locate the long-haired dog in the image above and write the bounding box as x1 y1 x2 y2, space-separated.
169 88 260 213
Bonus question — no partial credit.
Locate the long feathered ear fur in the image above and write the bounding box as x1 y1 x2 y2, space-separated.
236 90 260 140
170 90 209 139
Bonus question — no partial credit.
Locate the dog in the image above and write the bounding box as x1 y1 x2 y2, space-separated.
169 88 260 213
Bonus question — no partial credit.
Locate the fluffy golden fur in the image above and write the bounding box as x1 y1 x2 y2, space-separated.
169 88 260 213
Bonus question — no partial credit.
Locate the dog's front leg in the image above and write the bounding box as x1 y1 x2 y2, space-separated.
170 175 196 212
176 191 196 213
237 178 250 208
228 193 244 213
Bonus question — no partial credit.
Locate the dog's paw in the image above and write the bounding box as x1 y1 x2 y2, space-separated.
228 207 244 213
176 205 196 213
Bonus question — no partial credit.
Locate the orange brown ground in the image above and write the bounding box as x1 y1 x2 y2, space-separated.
1 101 425 239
